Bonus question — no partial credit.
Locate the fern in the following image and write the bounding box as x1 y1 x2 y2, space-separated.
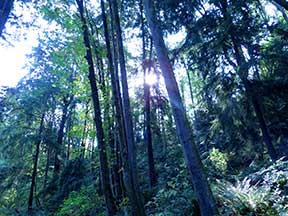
214 159 288 216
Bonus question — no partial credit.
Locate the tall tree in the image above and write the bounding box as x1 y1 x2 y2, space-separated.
28 113 45 214
218 0 277 160
143 0 217 215
100 0 124 200
109 0 146 215
53 96 71 178
76 0 117 214
140 0 157 188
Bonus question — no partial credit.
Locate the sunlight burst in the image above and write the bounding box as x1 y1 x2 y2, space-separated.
145 73 157 86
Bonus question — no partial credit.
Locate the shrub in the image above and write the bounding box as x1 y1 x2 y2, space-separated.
145 163 197 215
205 148 229 177
55 185 105 216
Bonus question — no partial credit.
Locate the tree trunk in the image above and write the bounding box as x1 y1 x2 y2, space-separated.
248 83 277 160
183 60 195 115
180 79 187 112
232 41 277 161
101 0 125 202
106 0 129 200
53 97 70 178
144 73 157 187
28 113 45 213
219 0 277 161
109 0 146 215
0 0 14 37
76 0 117 214
65 102 76 161
43 143 51 189
80 100 89 158
140 0 157 188
143 0 217 215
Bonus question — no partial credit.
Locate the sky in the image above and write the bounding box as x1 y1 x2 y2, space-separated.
0 2 39 88
0 2 278 88
0 34 38 87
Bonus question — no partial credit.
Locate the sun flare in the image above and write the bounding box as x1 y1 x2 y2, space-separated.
145 73 157 86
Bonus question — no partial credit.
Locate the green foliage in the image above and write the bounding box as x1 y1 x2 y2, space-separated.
214 159 288 216
206 148 229 175
248 158 288 193
145 154 197 215
55 185 105 216
43 158 88 213
0 165 32 215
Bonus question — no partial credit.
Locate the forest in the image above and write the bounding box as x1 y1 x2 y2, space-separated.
0 0 288 215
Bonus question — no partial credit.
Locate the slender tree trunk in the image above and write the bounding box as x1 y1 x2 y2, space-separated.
186 71 194 106
100 0 125 202
66 137 71 161
43 118 55 188
43 143 51 189
144 75 157 187
28 113 45 214
248 83 277 160
140 0 157 188
159 108 168 156
0 0 14 37
92 10 123 199
93 27 121 197
96 17 122 198
53 97 70 178
107 0 128 199
153 42 168 157
109 0 146 215
183 60 195 114
76 0 116 214
80 100 89 158
65 102 76 161
143 0 217 215
115 136 125 196
180 79 187 112
110 130 122 199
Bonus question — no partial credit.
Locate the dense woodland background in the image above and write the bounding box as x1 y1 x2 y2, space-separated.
1 0 288 215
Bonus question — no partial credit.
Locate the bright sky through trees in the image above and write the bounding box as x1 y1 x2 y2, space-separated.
0 2 277 88
0 34 38 87
0 1 39 87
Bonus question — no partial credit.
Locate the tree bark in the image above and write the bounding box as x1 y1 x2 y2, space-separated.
143 0 217 215
144 72 157 187
28 113 45 213
80 100 89 158
140 0 157 188
110 0 146 215
183 60 195 114
76 0 117 214
53 97 70 178
107 0 129 199
100 0 123 201
43 142 51 189
0 0 14 37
